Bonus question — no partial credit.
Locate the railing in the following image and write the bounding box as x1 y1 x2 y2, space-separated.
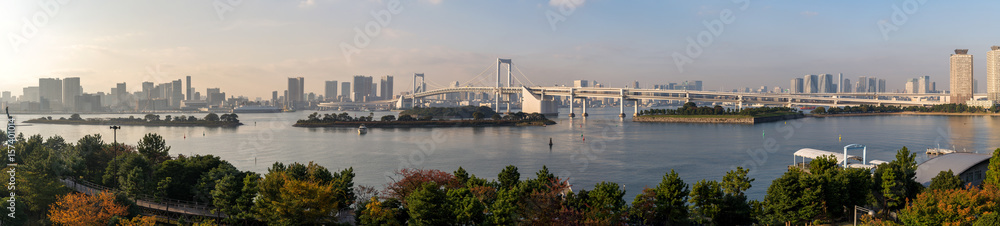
61 178 222 218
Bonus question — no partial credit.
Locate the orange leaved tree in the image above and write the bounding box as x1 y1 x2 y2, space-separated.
48 191 128 226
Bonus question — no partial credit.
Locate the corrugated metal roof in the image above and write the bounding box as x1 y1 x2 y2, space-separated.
914 153 992 186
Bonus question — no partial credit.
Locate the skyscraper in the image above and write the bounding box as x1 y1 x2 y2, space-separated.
878 79 886 92
803 75 818 93
380 76 394 101
988 46 1000 101
341 82 351 102
842 78 851 93
353 75 373 102
186 76 192 100
918 76 930 94
791 78 803 93
325 81 338 101
837 73 843 93
171 79 183 108
573 80 589 88
287 77 304 107
951 49 974 103
63 77 81 110
856 76 867 93
818 74 830 93
39 78 63 109
272 91 278 106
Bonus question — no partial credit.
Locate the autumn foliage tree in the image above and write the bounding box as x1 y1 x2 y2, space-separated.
48 191 128 226
384 168 458 202
899 184 1000 225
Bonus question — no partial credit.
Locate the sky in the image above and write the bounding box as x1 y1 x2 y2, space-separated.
2 0 1000 99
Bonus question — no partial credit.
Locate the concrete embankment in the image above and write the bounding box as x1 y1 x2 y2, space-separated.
633 114 803 124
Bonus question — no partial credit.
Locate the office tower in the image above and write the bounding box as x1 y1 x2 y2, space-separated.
142 82 153 99
837 73 843 93
23 87 39 102
186 76 192 100
380 75 394 101
1 91 9 103
932 82 937 92
372 83 378 100
878 79 885 92
791 78 803 93
325 81 338 101
171 79 183 108
951 49 974 103
39 78 63 108
62 77 81 110
693 81 703 91
207 88 222 105
573 80 589 88
287 77 304 107
818 74 831 93
272 91 278 106
905 79 918 93
632 81 640 89
341 82 351 102
842 78 851 93
353 75 373 102
803 75 818 93
867 77 876 92
989 46 1000 101
918 76 930 94
855 76 866 92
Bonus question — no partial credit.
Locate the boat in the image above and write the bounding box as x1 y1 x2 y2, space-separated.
358 124 368 134
926 144 956 157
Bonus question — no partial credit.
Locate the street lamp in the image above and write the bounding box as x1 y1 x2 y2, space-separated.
110 125 121 144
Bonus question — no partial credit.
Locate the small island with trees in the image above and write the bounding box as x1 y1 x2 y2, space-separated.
812 103 1000 117
24 113 243 127
293 106 556 128
633 102 803 124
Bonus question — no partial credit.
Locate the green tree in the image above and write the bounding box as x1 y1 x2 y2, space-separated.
144 114 159 121
632 169 689 225
360 197 406 226
69 113 82 120
472 112 484 120
498 165 520 189
986 148 1000 188
453 167 470 186
812 106 826 114
880 164 904 212
689 179 723 224
102 152 152 197
975 212 1000 226
491 114 502 120
929 170 964 191
204 113 219 121
585 181 626 224
407 182 455 225
759 169 823 225
447 187 485 224
718 167 754 225
381 115 396 121
136 133 171 164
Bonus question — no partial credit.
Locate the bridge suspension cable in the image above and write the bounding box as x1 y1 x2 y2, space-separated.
513 64 537 87
461 62 497 87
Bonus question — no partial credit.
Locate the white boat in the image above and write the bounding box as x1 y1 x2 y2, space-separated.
358 124 368 134
926 144 956 157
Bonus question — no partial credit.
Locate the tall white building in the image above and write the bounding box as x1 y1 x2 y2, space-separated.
988 46 1000 101
951 49 974 103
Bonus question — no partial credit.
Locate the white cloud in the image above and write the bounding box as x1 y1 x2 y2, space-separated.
549 0 586 8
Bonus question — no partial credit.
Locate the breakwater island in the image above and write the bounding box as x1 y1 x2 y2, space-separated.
293 106 556 128
24 113 243 127
632 103 803 124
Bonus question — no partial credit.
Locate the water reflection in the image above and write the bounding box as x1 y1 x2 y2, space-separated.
947 116 976 152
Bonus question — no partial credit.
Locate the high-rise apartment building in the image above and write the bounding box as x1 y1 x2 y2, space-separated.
918 76 930 94
39 78 63 109
353 75 373 102
380 75 394 100
63 77 81 110
951 49 974 103
341 82 351 102
325 81 338 102
186 76 192 100
803 75 818 93
988 46 1000 101
878 79 886 92
791 78 804 93
287 77 304 107
856 76 867 93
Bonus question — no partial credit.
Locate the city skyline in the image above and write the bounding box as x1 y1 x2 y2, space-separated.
5 1 1000 99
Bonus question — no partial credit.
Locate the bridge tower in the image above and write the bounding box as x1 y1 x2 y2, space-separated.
412 73 425 107
497 59 513 114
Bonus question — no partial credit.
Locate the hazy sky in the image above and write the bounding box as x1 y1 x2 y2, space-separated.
3 0 1000 98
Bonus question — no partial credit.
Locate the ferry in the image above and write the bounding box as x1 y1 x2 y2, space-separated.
358 124 368 134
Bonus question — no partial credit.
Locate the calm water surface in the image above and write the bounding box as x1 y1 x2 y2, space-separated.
12 108 1000 200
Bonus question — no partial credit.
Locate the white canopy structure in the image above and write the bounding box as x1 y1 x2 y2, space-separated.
792 145 887 171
